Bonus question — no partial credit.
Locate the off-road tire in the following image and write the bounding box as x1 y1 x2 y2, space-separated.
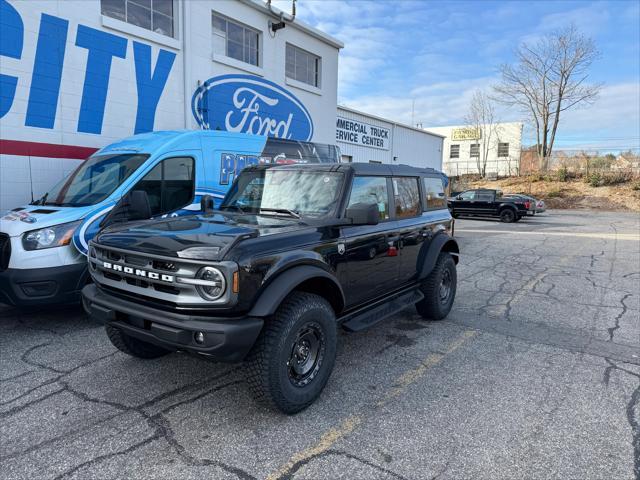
415 252 457 320
106 325 171 359
245 292 337 414
500 208 516 223
513 215 522 222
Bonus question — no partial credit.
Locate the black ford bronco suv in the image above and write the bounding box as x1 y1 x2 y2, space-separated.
82 163 459 413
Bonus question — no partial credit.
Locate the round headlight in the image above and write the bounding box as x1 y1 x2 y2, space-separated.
196 267 226 300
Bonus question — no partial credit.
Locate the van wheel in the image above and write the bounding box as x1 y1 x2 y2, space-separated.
415 252 457 320
106 325 171 359
500 208 516 223
245 292 337 414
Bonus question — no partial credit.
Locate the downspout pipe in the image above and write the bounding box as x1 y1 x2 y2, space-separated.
182 0 191 129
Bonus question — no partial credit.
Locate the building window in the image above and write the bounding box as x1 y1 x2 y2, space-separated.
498 142 509 157
450 144 460 159
470 144 480 157
212 13 259 66
101 0 175 37
286 44 321 88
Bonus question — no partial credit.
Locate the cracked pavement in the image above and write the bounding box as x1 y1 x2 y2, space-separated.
1 209 639 479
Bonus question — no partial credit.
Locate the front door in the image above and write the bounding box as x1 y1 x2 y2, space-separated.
455 190 476 214
340 175 399 307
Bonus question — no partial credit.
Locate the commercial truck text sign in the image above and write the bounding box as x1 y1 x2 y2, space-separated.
336 117 390 150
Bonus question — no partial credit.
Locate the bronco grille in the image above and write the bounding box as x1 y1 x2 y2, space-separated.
0 233 10 272
88 243 236 306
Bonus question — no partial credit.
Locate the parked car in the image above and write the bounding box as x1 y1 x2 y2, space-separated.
82 163 458 413
447 189 529 223
0 131 339 307
503 194 537 216
535 199 546 213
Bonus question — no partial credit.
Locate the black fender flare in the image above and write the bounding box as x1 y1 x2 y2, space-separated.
498 203 518 213
417 233 459 280
248 265 345 317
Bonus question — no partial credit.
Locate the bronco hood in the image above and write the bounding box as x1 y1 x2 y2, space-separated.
94 212 305 260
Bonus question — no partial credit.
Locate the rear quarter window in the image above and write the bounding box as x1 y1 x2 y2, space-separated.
423 177 447 210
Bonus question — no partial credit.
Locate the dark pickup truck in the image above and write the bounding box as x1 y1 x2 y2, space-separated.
448 188 530 223
82 163 459 413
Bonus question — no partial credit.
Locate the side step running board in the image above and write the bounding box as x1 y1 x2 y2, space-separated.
340 288 424 332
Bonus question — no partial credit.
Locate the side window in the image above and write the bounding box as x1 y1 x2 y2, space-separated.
459 191 475 200
393 177 421 219
476 192 494 201
133 157 195 216
423 177 446 210
347 176 390 221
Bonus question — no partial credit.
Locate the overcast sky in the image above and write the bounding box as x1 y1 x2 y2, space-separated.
274 0 640 151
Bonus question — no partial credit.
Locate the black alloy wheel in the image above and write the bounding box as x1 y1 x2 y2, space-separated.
288 323 325 387
500 209 516 223
438 268 453 305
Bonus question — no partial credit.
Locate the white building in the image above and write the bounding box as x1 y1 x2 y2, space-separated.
336 106 443 169
425 122 523 177
0 0 444 212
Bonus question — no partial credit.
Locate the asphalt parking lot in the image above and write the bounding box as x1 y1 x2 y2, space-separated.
1 209 639 480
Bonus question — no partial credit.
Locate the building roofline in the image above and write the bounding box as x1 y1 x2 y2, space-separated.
424 121 524 131
241 0 344 49
337 105 446 138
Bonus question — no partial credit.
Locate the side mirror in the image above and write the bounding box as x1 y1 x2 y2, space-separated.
100 190 152 228
200 194 214 213
456 195 462 200
346 203 379 226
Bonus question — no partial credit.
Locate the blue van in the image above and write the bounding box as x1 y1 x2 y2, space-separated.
0 131 339 306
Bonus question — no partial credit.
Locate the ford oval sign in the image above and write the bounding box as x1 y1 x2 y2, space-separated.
192 74 314 141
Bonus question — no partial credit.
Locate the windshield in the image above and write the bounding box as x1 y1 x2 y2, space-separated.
41 153 149 207
221 169 344 217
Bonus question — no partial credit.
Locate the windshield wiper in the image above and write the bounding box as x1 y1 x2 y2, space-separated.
259 207 301 219
219 204 246 214
30 192 48 206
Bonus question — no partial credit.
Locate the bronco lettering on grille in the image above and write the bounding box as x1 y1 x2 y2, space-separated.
102 261 174 283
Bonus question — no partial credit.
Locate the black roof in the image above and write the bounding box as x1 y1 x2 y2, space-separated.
245 162 443 177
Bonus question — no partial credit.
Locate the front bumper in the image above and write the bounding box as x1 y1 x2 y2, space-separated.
82 284 264 362
0 263 89 306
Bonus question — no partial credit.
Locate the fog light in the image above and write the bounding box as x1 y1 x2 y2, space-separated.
194 331 205 344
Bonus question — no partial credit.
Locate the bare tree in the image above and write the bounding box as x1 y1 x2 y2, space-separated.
465 89 498 178
494 25 601 170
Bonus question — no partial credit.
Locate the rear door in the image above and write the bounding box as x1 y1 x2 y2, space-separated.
392 176 425 285
341 175 399 307
474 191 496 215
